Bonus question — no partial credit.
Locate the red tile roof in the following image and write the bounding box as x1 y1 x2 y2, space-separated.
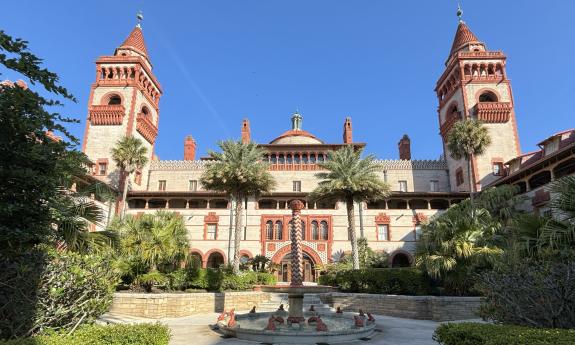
118 26 148 58
448 22 481 58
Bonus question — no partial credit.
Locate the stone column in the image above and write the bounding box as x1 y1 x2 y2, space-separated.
289 200 304 287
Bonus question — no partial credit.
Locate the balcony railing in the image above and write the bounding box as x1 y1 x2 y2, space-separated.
89 105 125 125
136 113 158 144
475 102 512 123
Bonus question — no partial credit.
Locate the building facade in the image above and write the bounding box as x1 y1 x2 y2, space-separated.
81 17 574 281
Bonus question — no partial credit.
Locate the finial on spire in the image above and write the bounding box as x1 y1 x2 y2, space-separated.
136 10 144 28
456 2 463 23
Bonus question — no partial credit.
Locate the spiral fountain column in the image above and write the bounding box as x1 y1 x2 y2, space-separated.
290 199 304 287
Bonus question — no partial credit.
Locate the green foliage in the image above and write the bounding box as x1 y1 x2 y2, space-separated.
0 323 170 345
134 272 169 293
416 194 507 295
318 268 431 295
0 249 118 339
478 261 575 329
201 140 275 273
309 145 391 269
446 119 492 161
184 268 276 292
433 323 575 345
110 211 189 291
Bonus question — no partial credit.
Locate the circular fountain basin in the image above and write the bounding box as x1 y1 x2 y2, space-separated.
220 311 376 344
260 285 333 294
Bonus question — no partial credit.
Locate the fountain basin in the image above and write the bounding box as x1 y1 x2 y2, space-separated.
220 311 376 344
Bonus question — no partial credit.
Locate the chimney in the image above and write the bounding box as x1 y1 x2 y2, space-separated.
241 119 251 144
184 136 196 160
398 134 411 160
343 117 353 144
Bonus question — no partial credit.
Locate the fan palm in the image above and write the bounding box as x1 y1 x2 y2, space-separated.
111 136 148 218
539 175 575 254
446 119 491 215
416 200 502 294
200 140 276 273
309 145 390 269
114 211 189 272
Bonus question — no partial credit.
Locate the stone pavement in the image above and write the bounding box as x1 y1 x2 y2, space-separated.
101 311 484 345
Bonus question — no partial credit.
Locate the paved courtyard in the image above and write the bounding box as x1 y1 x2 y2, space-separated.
103 311 481 345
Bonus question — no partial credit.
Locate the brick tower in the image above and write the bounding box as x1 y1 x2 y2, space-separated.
82 15 162 191
436 8 520 192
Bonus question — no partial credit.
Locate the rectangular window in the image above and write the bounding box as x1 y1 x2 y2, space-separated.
414 225 422 241
98 163 107 175
383 170 388 182
134 170 142 185
293 180 302 192
189 180 198 191
430 180 439 192
377 224 389 241
456 169 464 186
492 163 504 176
206 224 217 240
399 180 407 192
158 180 166 191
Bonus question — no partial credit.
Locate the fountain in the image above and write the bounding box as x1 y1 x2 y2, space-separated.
217 200 377 344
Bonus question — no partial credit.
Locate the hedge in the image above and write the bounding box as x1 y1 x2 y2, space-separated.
0 324 170 345
433 323 575 345
319 268 431 295
187 269 276 292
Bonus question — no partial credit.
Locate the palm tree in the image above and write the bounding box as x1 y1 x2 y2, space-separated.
200 140 275 273
111 136 148 218
446 119 491 215
415 200 502 294
309 145 390 269
538 175 575 254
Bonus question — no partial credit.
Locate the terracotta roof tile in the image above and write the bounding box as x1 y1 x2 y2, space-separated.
119 26 148 57
448 22 481 58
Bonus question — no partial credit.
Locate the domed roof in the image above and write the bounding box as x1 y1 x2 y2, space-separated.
270 129 323 145
269 111 324 145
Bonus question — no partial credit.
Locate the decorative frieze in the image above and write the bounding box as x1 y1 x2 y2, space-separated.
374 159 448 170
475 102 511 123
89 105 125 125
136 113 158 143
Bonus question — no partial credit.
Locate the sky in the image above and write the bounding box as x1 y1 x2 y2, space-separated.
1 1 573 160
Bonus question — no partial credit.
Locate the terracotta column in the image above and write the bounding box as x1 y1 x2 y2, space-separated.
289 199 304 287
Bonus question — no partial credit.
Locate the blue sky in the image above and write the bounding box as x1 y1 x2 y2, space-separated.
1 1 573 160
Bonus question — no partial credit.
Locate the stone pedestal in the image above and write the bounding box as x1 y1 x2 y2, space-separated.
287 293 305 324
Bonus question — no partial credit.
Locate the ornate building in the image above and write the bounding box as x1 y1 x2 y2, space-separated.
82 15 574 281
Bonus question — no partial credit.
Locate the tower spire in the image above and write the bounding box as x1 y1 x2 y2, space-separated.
291 110 303 131
456 2 463 23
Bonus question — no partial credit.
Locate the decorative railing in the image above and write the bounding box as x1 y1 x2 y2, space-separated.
440 115 460 138
136 113 158 144
89 105 125 125
475 102 511 123
458 51 506 59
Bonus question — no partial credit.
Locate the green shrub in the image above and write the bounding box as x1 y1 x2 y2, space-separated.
0 323 170 345
433 323 575 345
0 249 118 339
255 272 276 286
134 272 169 293
185 269 276 292
319 268 431 295
478 261 575 328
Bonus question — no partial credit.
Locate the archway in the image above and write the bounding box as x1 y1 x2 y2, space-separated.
278 252 317 283
391 252 412 268
206 250 225 269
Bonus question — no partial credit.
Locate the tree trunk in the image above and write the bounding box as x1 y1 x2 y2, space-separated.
120 170 130 219
467 156 475 218
346 196 360 269
232 194 244 274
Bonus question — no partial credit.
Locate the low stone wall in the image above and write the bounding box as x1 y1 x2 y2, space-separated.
109 291 270 319
323 293 481 321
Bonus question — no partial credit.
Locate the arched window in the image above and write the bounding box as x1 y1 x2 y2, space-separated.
320 221 329 240
311 221 319 240
275 221 283 240
479 91 498 102
107 94 122 105
301 220 306 240
271 154 277 164
141 106 150 116
266 221 273 240
278 154 285 164
449 104 460 121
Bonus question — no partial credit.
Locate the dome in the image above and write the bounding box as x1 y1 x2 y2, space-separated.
270 129 323 145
